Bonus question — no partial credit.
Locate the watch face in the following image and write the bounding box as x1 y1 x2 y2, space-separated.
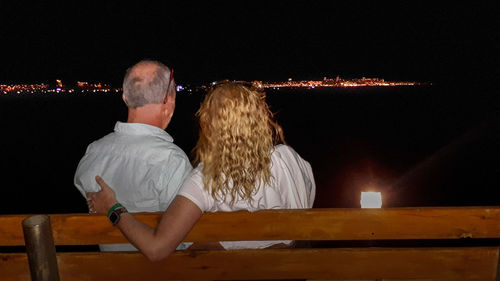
108 207 127 226
109 212 119 224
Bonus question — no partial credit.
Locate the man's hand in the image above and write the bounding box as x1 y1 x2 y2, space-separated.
86 176 118 214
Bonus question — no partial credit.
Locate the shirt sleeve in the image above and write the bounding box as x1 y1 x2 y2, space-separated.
74 160 87 198
178 167 211 212
73 143 101 198
156 151 193 211
272 145 316 208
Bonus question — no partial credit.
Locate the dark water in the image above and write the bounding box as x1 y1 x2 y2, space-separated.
1 84 500 214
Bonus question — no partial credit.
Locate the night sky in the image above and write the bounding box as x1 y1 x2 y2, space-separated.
1 2 499 87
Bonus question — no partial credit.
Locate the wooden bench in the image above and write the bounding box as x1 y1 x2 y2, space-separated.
1 207 500 280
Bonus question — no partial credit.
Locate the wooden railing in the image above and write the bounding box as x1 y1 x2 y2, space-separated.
1 207 500 280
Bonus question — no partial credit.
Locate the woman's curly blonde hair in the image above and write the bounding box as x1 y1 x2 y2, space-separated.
194 83 285 205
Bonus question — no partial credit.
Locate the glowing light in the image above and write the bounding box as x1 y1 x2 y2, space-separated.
360 192 382 208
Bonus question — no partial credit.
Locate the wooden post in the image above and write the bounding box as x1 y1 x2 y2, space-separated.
22 215 60 281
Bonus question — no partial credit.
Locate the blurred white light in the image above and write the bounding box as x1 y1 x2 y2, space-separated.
360 192 382 208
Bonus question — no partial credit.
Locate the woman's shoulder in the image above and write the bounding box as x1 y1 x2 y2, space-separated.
272 144 301 159
270 144 313 178
273 143 293 153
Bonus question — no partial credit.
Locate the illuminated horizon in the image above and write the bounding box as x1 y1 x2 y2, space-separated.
1 76 430 95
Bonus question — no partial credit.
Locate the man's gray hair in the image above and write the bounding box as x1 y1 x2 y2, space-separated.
122 60 175 108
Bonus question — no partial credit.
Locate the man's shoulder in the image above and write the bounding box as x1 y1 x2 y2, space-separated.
147 138 189 157
86 130 175 151
85 131 117 151
82 130 190 168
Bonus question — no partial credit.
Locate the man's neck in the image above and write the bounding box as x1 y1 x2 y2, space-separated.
127 104 167 130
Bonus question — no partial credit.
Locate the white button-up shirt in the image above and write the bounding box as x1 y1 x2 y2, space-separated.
74 122 193 251
75 122 192 212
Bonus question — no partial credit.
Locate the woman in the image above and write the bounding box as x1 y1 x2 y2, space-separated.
88 82 315 261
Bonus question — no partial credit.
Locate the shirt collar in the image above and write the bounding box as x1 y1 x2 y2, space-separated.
114 121 174 142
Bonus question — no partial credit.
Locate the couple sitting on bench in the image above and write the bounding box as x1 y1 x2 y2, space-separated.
76 60 316 261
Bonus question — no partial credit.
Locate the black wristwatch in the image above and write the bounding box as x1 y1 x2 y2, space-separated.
108 206 128 226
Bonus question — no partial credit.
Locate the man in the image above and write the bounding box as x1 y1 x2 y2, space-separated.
74 60 192 251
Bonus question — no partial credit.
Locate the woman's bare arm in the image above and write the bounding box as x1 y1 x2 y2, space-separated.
88 176 203 261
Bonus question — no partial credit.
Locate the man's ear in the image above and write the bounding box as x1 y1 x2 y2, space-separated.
164 92 176 106
122 94 128 106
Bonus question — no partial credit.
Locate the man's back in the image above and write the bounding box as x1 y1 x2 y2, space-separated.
75 122 192 213
74 122 192 251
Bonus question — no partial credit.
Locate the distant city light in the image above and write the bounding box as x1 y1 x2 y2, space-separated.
0 76 428 96
360 192 382 208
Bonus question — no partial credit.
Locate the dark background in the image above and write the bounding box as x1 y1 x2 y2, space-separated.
1 83 499 213
1 2 500 213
